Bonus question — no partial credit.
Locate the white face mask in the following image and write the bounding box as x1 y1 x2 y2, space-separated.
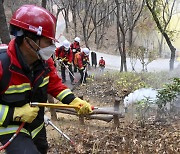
38 45 56 60
64 47 69 51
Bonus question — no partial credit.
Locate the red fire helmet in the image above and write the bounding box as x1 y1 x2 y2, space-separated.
10 5 57 41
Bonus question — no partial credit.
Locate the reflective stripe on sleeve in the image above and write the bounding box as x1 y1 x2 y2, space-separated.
5 83 31 94
0 105 9 126
0 125 30 136
56 89 72 101
39 76 49 87
31 122 44 139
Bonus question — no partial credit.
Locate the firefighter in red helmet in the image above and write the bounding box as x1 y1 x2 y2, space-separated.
0 5 92 154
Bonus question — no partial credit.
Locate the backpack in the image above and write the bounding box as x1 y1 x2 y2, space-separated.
0 49 11 92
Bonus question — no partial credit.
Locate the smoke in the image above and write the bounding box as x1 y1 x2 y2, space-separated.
123 88 158 108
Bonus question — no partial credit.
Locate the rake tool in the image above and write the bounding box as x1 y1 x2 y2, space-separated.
44 115 75 146
57 58 78 83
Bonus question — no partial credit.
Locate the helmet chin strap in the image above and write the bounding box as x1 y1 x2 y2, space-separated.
24 37 41 59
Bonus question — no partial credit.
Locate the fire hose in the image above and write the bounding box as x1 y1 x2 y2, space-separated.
34 102 96 147
0 122 25 151
0 102 95 151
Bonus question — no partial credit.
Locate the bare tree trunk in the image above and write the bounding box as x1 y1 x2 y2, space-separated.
59 0 70 33
69 0 78 36
126 0 144 48
110 4 115 24
93 1 97 44
41 0 47 8
47 95 57 121
83 23 89 48
115 1 123 72
122 36 127 71
128 29 133 48
146 0 176 70
64 8 69 33
72 0 77 36
99 5 106 48
115 0 127 72
0 1 11 44
156 33 164 58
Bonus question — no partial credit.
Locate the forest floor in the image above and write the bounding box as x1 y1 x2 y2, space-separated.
46 68 180 154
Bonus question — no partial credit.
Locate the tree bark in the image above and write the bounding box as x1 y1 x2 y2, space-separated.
146 0 176 70
115 0 127 72
0 1 11 44
47 95 57 121
41 0 47 8
71 0 77 37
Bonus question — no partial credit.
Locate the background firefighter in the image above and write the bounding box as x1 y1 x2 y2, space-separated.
70 37 81 73
74 48 90 84
55 40 75 84
0 5 92 154
99 57 105 72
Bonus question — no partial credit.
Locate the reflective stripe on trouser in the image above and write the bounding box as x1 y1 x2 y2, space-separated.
56 89 72 101
0 105 9 125
0 123 44 139
31 122 44 139
0 125 30 136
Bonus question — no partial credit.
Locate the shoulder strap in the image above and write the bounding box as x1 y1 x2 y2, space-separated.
0 49 11 92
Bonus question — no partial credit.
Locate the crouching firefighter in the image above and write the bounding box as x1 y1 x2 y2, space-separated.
55 40 75 84
0 5 92 154
74 48 90 84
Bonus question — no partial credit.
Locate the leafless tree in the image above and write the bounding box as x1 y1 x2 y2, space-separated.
76 0 93 47
58 0 70 33
125 0 145 48
114 0 128 72
69 0 78 37
114 0 144 72
42 0 47 8
75 0 116 48
4 0 40 15
145 0 176 70
0 0 10 44
91 0 115 49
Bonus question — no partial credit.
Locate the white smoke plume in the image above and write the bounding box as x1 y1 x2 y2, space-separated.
123 88 158 108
